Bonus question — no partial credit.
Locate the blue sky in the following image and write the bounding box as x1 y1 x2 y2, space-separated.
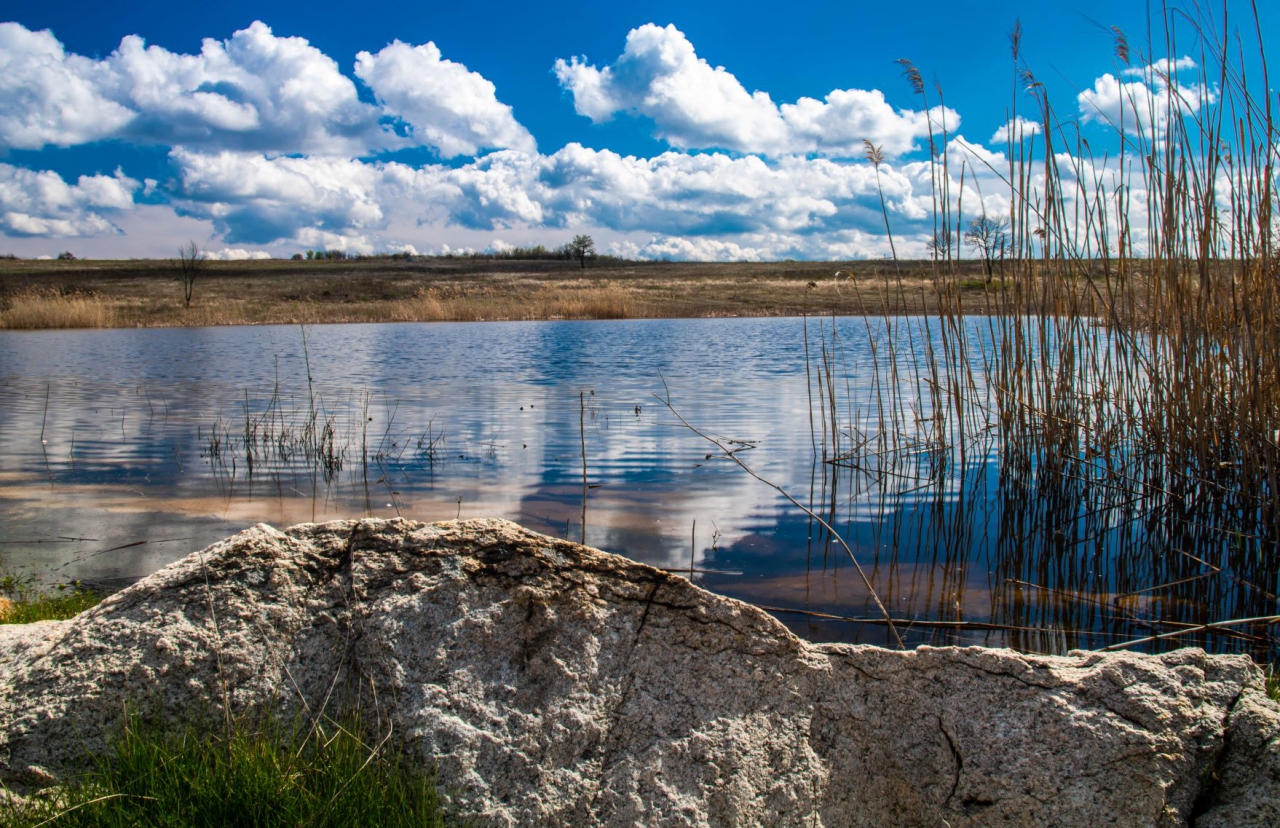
0 0 1273 260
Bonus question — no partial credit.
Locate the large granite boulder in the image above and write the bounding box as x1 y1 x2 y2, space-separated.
1 518 1277 826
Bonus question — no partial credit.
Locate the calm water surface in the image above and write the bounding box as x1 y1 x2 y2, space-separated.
0 317 1268 656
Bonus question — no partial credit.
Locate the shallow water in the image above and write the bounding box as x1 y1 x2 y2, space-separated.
0 317 1271 656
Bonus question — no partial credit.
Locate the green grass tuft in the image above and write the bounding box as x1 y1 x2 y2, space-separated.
0 713 458 827
0 574 102 624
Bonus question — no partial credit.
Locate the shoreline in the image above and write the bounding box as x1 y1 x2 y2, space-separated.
0 257 1011 330
4 517 1279 826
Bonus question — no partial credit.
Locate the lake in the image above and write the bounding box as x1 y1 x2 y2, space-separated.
1 316 1273 658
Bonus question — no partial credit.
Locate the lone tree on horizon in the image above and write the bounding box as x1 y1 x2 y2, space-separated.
568 234 595 269
963 215 1010 282
175 240 207 308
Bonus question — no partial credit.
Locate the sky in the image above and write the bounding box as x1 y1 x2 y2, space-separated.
0 0 1274 261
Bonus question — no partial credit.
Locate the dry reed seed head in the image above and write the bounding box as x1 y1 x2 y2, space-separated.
896 59 925 95
1009 19 1023 60
1112 26 1131 67
863 140 885 166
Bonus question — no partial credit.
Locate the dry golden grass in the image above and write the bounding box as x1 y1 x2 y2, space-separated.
0 290 117 329
95 284 641 327
388 285 637 321
0 258 990 329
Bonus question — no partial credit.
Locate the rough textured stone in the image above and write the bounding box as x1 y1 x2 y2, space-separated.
1 518 1277 826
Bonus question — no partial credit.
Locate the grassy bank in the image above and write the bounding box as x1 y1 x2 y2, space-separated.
0 576 102 624
0 713 456 828
0 257 1002 329
0 577 453 826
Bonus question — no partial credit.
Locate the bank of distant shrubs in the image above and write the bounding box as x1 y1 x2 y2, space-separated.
291 236 632 267
298 249 367 261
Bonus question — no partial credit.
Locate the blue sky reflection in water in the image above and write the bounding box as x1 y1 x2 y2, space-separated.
0 316 1272 659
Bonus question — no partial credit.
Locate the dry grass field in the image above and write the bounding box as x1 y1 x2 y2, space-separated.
0 256 1006 329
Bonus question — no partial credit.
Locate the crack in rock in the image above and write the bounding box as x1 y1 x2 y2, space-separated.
0 517 1277 827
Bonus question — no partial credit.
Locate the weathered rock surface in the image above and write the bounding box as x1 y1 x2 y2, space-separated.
1 518 1278 826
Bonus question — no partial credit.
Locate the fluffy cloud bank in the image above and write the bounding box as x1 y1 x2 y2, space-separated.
354 41 535 158
554 24 955 158
1077 56 1212 139
0 18 979 258
990 117 1042 145
205 247 274 260
0 164 138 237
0 18 1185 261
165 143 924 256
0 21 530 157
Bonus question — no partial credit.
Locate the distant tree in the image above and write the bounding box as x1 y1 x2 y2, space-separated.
174 240 206 308
306 250 315 260
925 227 953 261
291 252 304 261
567 234 595 269
964 215 1010 281
56 251 77 261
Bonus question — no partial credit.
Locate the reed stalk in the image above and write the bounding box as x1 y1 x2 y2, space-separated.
810 3 1280 658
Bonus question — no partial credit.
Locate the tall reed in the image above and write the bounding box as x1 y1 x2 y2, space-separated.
814 3 1280 658
0 290 116 329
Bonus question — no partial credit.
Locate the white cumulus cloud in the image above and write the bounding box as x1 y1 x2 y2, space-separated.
429 144 896 237
354 40 535 158
0 164 139 237
0 22 380 153
554 23 954 158
206 247 273 260
163 142 925 257
0 23 136 149
0 22 534 158
169 148 396 245
555 24 789 153
990 116 1042 144
612 236 770 262
1078 56 1212 139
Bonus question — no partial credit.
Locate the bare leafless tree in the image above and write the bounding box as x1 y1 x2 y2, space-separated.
926 224 953 261
963 215 1010 281
175 240 207 308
